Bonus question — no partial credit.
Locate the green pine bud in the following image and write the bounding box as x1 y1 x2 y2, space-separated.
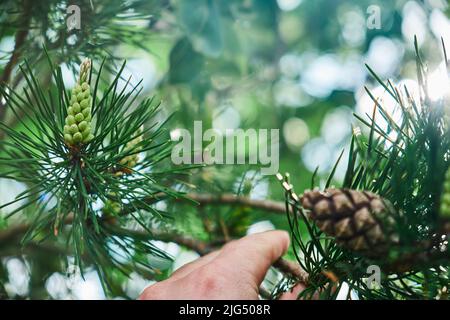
72 103 81 113
63 59 94 147
78 58 91 83
69 124 79 134
81 126 91 138
80 99 89 109
83 133 94 143
440 168 450 218
129 160 137 167
78 121 88 131
116 129 143 174
82 108 91 118
76 92 84 102
103 193 122 216
64 134 73 144
66 115 75 126
74 113 84 122
73 132 83 143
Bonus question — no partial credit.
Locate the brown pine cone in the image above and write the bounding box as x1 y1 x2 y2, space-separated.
301 188 398 256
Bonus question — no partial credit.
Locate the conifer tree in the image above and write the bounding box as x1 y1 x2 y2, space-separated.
0 0 449 300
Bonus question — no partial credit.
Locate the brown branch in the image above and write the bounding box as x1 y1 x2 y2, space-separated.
0 223 29 243
186 193 286 214
0 0 32 122
0 219 307 284
273 259 309 284
0 191 303 294
120 192 286 217
1 191 287 243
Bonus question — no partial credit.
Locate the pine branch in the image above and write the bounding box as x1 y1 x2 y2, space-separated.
120 192 287 217
186 193 286 214
0 220 308 285
0 187 303 296
0 223 29 243
0 0 32 122
273 259 309 284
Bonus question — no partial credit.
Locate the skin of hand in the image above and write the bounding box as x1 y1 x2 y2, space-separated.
139 230 306 300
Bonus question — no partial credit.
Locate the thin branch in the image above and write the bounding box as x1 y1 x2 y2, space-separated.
0 220 307 284
120 192 286 217
0 223 29 243
186 193 286 214
273 259 309 284
0 0 32 122
0 190 304 295
0 192 287 243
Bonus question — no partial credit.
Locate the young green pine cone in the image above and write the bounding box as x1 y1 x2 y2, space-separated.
440 168 450 218
105 131 144 213
117 130 143 174
103 192 122 216
301 188 398 257
64 59 94 146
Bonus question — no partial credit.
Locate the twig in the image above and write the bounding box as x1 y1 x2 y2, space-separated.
0 191 306 292
0 0 32 122
0 223 29 243
120 192 286 216
0 191 287 243
273 259 309 285
186 193 286 214
0 220 307 284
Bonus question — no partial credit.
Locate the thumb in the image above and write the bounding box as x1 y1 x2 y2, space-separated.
213 230 290 287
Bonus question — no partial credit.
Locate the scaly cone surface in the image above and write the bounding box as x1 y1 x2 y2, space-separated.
301 188 399 257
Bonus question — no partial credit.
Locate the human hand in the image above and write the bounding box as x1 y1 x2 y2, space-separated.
139 230 303 300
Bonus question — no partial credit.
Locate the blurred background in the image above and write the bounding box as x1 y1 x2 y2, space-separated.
0 0 449 299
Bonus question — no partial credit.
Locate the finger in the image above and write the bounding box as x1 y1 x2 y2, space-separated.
139 251 223 300
212 230 290 287
167 250 221 282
